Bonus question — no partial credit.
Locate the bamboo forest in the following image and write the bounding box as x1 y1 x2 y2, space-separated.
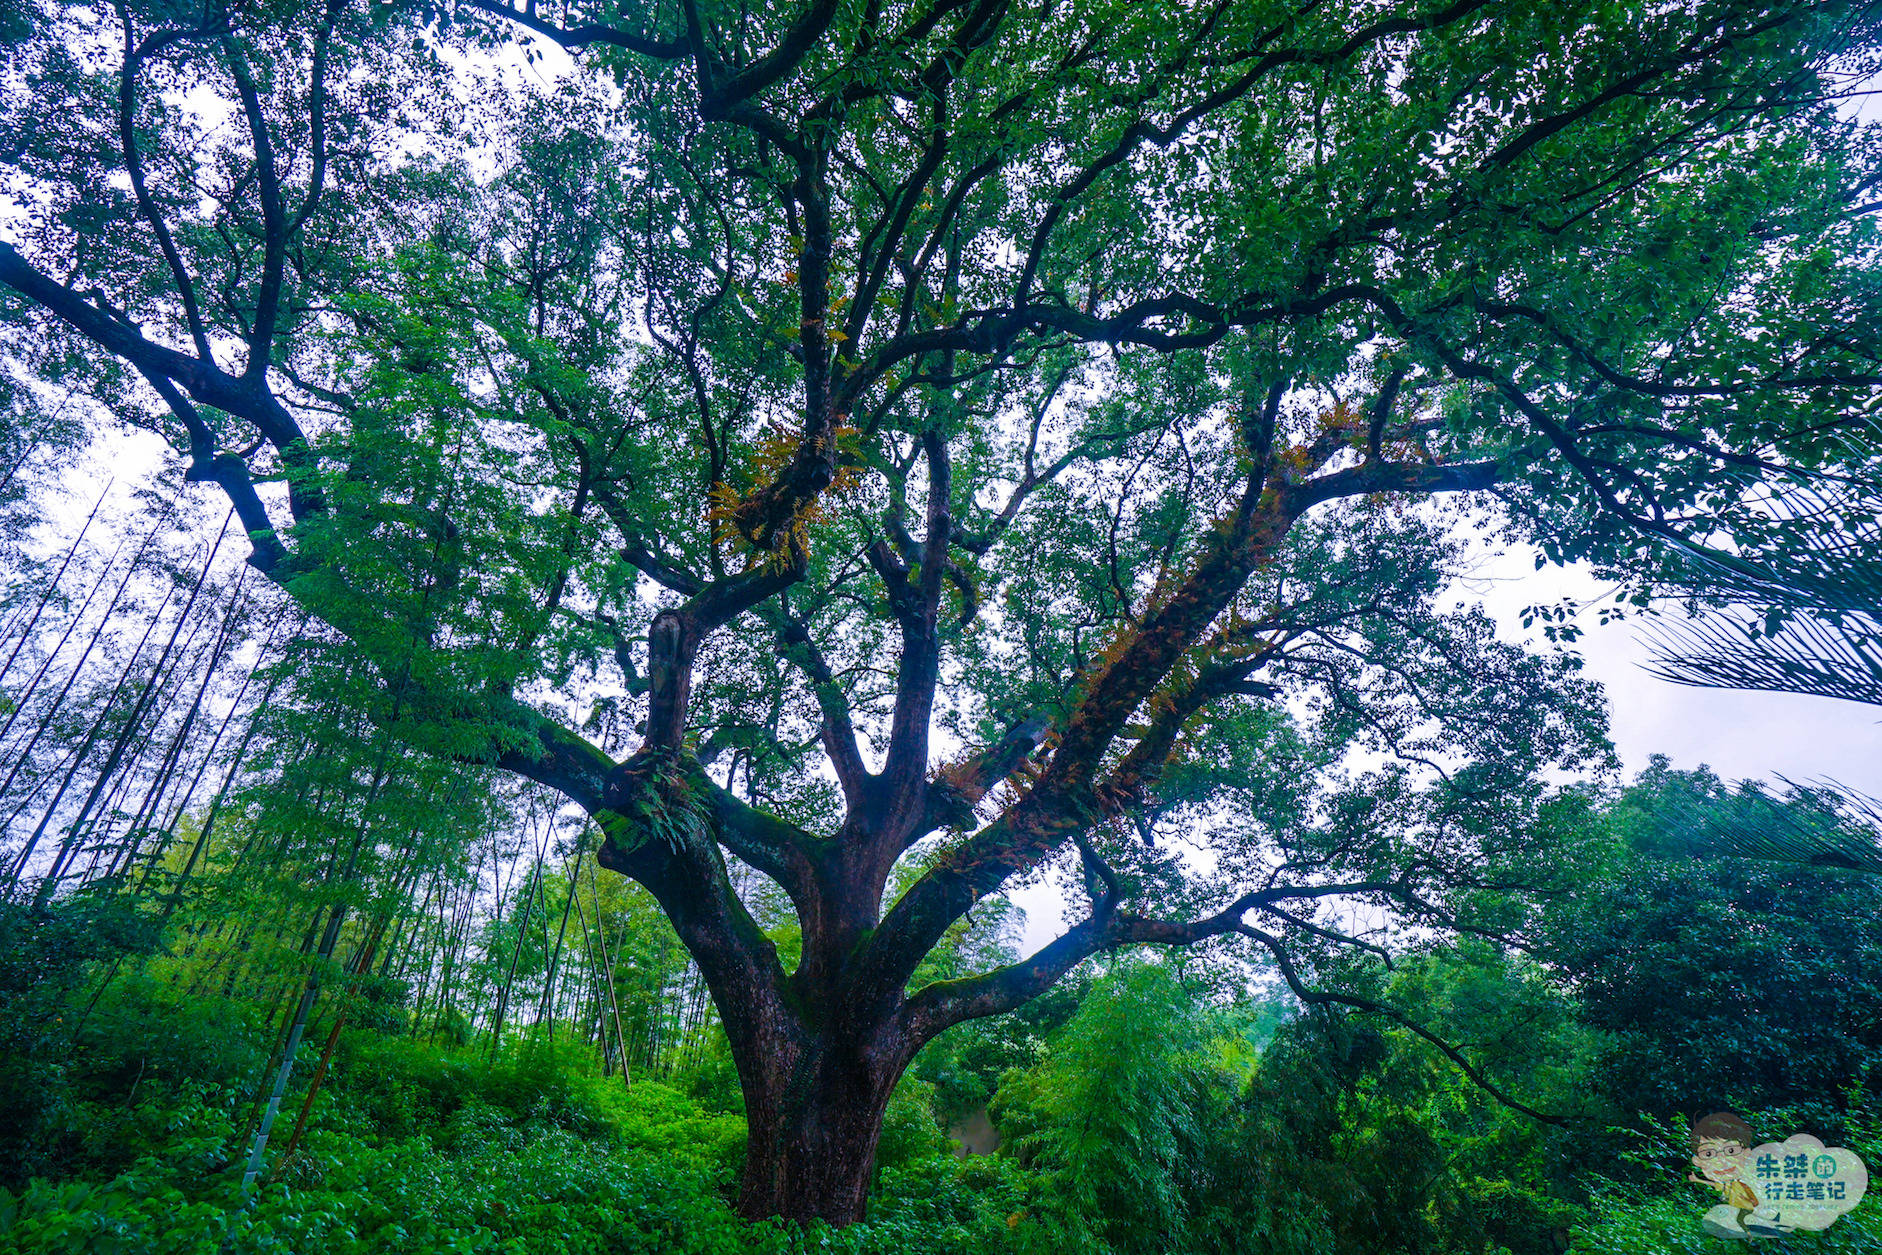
2 0 1881 1251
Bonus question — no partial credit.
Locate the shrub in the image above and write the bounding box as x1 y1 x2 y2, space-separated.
876 1075 949 1176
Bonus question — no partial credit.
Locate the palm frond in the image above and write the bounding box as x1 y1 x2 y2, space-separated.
1653 775 1882 874
1640 439 1882 707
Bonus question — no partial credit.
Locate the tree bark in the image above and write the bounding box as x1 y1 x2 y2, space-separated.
733 1032 904 1225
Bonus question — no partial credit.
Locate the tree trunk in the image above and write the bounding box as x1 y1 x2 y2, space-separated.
574 749 931 1228
735 1033 904 1226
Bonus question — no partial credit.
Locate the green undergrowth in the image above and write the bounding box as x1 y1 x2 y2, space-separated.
0 1027 1031 1255
1570 1189 1882 1255
0 1130 1033 1255
0 1136 1031 1255
0 970 1027 1255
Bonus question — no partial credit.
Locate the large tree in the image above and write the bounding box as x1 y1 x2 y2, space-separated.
3 0 1880 1222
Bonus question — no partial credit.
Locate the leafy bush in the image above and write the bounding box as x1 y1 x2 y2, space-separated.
0 896 165 1188
75 978 271 1098
322 1034 746 1176
875 1075 949 1175
671 1032 746 1115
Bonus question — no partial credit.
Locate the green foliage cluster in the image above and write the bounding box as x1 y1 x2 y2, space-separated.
0 893 163 1188
993 961 1237 1252
972 947 1593 1255
1543 759 1882 1125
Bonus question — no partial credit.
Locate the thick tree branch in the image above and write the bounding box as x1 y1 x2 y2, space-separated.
114 4 221 361
0 244 321 530
879 431 951 819
223 36 288 373
898 877 1404 1040
643 559 807 751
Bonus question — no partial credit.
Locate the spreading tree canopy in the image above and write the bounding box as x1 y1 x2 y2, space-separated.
3 0 1880 1222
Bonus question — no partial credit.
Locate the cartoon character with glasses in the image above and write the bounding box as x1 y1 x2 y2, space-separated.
1690 1112 1791 1240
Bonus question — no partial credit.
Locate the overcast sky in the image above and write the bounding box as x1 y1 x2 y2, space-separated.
1467 556 1882 795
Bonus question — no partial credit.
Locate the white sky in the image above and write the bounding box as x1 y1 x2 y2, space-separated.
1467 556 1882 795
